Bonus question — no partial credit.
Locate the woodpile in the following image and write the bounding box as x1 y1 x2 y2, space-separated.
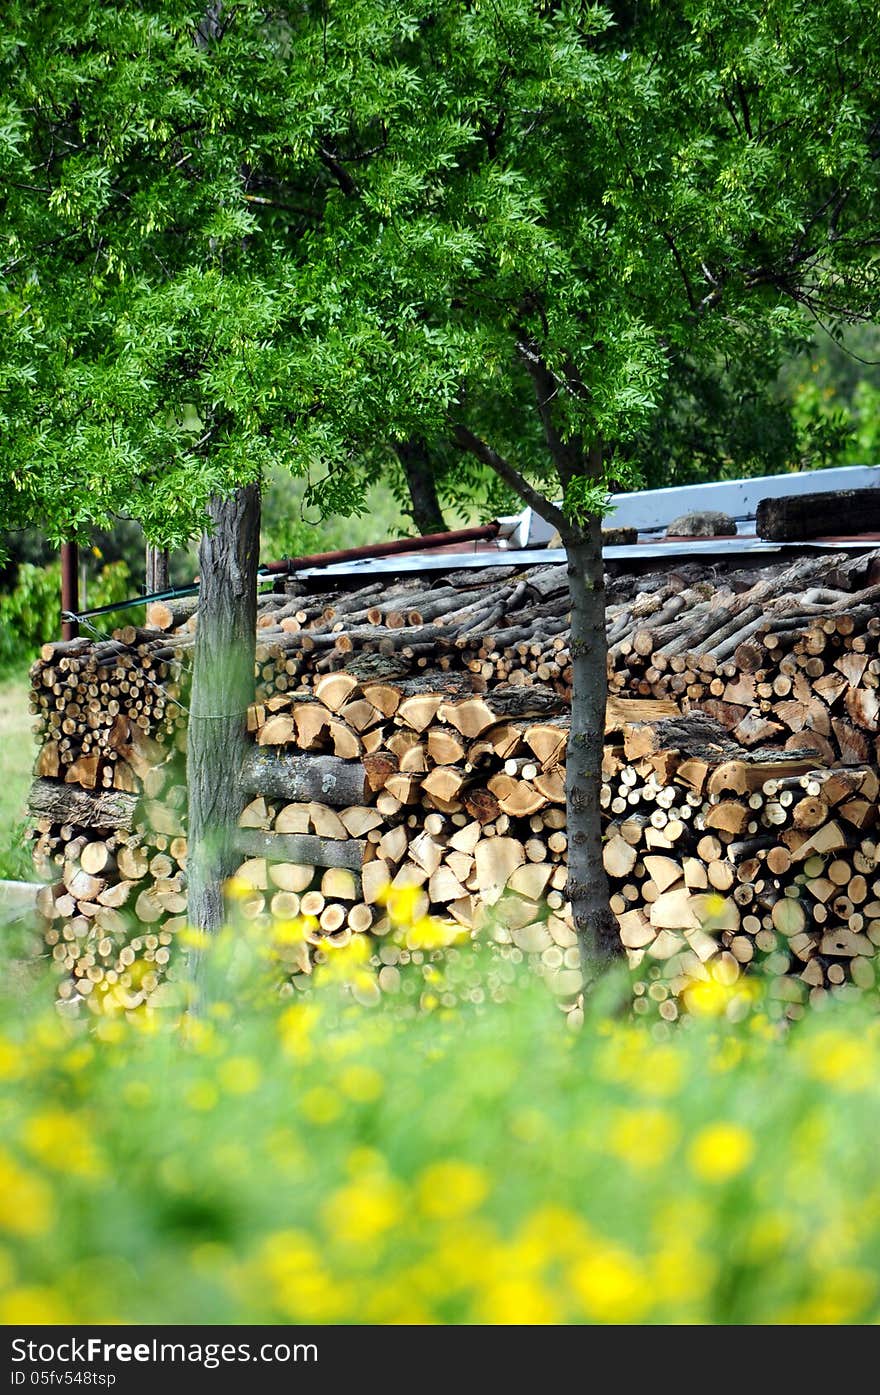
27 629 188 1011
25 545 880 1018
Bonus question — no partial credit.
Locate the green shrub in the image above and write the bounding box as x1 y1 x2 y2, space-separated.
0 558 142 674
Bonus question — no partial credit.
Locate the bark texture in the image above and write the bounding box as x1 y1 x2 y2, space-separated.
395 438 447 535
187 484 261 942
239 749 367 805
233 828 367 870
28 779 138 830
565 517 620 970
756 488 880 542
145 544 170 593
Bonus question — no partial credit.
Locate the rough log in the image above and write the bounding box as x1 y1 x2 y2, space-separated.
233 828 367 870
239 749 367 805
28 779 138 830
756 488 880 542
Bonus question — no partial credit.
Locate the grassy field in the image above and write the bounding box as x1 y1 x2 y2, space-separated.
0 669 35 879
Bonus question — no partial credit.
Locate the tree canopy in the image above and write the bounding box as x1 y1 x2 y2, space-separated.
3 0 879 959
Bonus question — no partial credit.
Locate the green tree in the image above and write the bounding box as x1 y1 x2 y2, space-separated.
4 2 880 979
0 1 409 942
309 0 880 964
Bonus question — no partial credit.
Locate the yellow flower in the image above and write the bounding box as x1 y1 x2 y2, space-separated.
224 875 255 901
608 1107 678 1170
322 1176 403 1245
684 977 736 1017
300 1086 341 1125
405 916 465 950
515 1206 592 1263
570 1244 652 1323
0 1036 24 1081
273 918 306 946
22 1110 104 1180
803 1031 873 1091
778 1267 876 1325
218 1056 261 1095
689 1123 754 1182
257 1230 350 1322
338 1064 383 1103
429 1220 499 1289
179 926 212 952
478 1276 563 1324
384 884 423 925
417 1161 489 1220
278 1002 320 1061
0 1287 72 1324
0 1150 54 1237
652 1241 717 1308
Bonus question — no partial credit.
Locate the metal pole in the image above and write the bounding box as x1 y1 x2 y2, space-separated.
60 541 79 640
259 521 501 576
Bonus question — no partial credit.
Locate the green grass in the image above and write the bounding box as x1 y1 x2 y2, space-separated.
0 668 35 880
3 923 880 1325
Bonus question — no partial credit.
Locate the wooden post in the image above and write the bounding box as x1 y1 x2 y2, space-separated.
60 541 79 641
146 544 170 594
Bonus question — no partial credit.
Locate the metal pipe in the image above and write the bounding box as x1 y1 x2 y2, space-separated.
259 521 500 576
60 542 79 640
59 523 502 626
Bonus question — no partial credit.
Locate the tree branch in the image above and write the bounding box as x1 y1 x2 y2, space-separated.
515 338 581 485
319 146 358 196
451 423 571 538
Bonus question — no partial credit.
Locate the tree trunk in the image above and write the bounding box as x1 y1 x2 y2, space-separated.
395 438 447 535
565 517 620 972
186 484 261 954
145 544 170 593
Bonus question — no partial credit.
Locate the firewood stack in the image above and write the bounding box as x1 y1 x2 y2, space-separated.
25 545 880 1018
27 630 189 1011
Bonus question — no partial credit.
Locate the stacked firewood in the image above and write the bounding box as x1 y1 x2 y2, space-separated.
27 628 188 1011
28 629 187 790
607 552 880 767
233 676 880 1021
30 787 188 1010
25 544 880 1016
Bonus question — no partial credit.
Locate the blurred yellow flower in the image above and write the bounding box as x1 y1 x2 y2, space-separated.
417 1161 489 1220
322 1176 404 1245
257 1230 350 1322
405 917 465 950
803 1031 872 1091
338 1064 383 1103
652 1241 716 1308
22 1109 104 1180
0 1150 54 1237
608 1107 678 1170
0 1036 24 1081
278 1002 320 1061
218 1056 261 1095
224 876 255 902
300 1086 342 1125
778 1267 876 1324
689 1123 754 1182
385 884 422 925
570 1244 652 1323
478 1276 563 1324
0 1286 72 1324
